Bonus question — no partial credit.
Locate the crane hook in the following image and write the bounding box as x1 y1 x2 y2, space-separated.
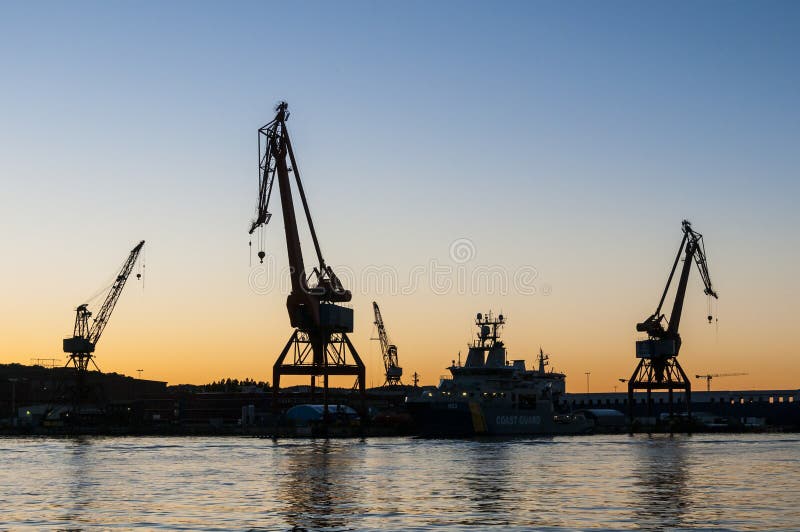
258 250 266 264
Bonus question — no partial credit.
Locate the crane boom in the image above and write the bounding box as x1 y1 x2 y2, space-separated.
635 220 718 356
373 302 402 386
250 102 350 330
88 240 145 345
63 240 144 362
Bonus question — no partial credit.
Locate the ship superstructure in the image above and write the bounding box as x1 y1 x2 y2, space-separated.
406 312 591 436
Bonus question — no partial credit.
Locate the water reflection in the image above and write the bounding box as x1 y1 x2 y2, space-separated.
280 439 363 531
0 435 793 530
58 437 94 531
630 435 689 529
461 440 512 526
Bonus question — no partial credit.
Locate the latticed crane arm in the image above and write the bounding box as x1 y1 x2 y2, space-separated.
372 301 402 384
372 302 391 359
63 240 144 355
637 220 718 340
88 240 145 345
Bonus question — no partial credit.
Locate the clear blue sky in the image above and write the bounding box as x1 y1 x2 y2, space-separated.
1 2 798 388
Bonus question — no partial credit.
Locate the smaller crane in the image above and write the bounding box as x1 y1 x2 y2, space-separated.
695 372 748 392
372 302 403 386
62 240 144 408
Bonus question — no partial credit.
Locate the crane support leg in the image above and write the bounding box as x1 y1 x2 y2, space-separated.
271 329 366 421
272 330 299 412
628 356 692 432
342 332 367 415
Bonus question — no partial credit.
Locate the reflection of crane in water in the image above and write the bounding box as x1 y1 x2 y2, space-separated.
248 103 365 414
628 220 718 421
62 437 94 526
282 440 356 530
695 373 748 392
632 437 690 529
372 302 403 386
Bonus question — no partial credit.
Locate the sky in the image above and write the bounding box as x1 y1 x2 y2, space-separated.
1 1 798 392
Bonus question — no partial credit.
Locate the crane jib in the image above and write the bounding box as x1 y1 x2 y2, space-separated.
63 240 144 356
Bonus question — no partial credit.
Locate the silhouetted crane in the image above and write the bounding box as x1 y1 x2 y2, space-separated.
248 103 365 415
695 373 748 392
372 302 403 386
62 240 144 409
628 220 718 422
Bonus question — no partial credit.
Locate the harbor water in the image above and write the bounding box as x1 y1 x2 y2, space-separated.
0 434 797 530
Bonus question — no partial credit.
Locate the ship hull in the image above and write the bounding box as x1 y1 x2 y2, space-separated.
407 400 593 437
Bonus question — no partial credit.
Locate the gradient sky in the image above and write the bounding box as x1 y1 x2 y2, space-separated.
1 2 798 391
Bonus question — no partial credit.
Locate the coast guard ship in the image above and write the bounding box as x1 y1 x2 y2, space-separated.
406 312 592 436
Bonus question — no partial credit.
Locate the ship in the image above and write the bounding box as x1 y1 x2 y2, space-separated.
406 312 593 436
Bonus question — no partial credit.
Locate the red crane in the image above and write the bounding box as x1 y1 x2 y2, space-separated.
249 103 365 414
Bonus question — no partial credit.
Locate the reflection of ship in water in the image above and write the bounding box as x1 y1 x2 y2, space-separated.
407 312 592 436
461 442 513 526
630 436 689 529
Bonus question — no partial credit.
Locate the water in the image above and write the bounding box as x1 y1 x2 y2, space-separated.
0 434 797 531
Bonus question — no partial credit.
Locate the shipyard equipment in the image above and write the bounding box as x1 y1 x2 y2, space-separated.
695 373 748 392
63 240 144 407
248 102 365 414
372 302 403 386
628 220 718 421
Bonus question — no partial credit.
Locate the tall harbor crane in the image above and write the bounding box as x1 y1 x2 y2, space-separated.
628 220 718 421
372 302 403 386
249 102 365 413
62 240 144 405
695 372 748 392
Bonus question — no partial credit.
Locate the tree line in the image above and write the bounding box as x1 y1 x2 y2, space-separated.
202 378 270 392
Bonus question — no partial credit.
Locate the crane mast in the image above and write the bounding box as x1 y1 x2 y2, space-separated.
372 302 403 386
628 220 718 424
249 102 365 415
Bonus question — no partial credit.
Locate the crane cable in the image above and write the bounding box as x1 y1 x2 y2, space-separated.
139 245 146 291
